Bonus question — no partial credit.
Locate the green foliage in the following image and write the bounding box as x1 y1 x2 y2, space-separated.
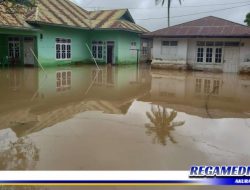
0 0 36 14
0 0 36 6
244 13 250 26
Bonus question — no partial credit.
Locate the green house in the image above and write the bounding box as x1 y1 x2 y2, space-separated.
0 0 148 67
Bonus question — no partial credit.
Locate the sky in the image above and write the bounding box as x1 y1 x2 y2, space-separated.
71 0 250 31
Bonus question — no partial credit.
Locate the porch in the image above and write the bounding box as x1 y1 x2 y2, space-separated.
0 34 37 67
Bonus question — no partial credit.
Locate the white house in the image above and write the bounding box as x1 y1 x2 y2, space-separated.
144 16 250 73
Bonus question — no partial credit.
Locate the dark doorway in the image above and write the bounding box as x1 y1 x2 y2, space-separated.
107 41 115 64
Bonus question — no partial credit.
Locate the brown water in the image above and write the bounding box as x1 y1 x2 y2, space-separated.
0 65 250 170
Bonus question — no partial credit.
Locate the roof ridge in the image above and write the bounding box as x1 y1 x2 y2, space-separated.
144 16 250 37
64 0 90 14
207 16 250 28
90 8 128 12
150 16 249 33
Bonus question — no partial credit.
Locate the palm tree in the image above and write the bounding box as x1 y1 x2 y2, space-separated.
244 13 250 26
155 0 183 27
145 105 185 146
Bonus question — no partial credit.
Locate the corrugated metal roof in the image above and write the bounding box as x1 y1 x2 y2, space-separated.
90 9 148 33
0 0 148 33
26 0 91 28
144 16 250 38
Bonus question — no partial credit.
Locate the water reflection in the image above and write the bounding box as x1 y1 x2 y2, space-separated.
0 65 151 138
0 65 250 170
145 105 185 146
143 70 250 118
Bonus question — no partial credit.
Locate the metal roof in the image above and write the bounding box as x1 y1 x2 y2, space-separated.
26 0 91 29
144 16 250 38
0 0 148 33
90 9 148 33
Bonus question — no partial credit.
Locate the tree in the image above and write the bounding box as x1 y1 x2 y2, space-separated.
244 13 250 26
145 105 185 146
0 0 36 14
155 0 183 27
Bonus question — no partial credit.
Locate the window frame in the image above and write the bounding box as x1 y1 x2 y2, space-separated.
196 41 224 64
92 41 104 60
8 37 20 59
161 41 178 47
55 38 72 61
215 47 223 63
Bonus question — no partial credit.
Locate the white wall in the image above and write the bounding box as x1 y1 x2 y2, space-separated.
239 39 250 72
152 38 188 64
187 38 250 73
151 37 250 73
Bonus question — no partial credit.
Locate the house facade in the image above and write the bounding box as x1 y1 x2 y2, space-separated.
144 16 250 73
0 0 147 67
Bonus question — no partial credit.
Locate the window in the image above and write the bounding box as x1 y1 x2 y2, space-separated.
142 42 148 55
206 48 213 63
206 41 214 46
170 41 178 46
196 41 241 64
131 42 137 47
161 41 178 59
142 47 147 55
162 41 178 46
131 41 137 55
92 41 103 59
197 48 204 63
225 42 240 47
8 37 20 59
56 38 71 60
197 41 205 46
215 48 223 63
162 41 169 46
215 42 224 46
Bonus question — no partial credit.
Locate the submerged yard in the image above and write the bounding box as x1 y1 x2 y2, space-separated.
0 65 250 170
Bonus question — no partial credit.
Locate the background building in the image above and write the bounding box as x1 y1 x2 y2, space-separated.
144 16 250 73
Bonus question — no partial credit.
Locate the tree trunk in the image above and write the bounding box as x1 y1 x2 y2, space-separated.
168 1 170 27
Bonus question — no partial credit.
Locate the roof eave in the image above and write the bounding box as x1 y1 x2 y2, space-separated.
91 27 146 34
0 24 40 32
27 21 90 30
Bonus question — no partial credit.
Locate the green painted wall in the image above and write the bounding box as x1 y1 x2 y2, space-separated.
36 25 90 67
87 30 119 64
0 28 37 66
117 31 141 64
87 30 141 65
1 26 142 67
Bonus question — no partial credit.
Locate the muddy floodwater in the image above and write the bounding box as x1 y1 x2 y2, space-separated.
0 65 250 170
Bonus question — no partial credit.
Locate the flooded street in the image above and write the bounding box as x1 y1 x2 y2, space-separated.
0 65 250 170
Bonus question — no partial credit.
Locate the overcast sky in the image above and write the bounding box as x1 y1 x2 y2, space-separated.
71 0 250 31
